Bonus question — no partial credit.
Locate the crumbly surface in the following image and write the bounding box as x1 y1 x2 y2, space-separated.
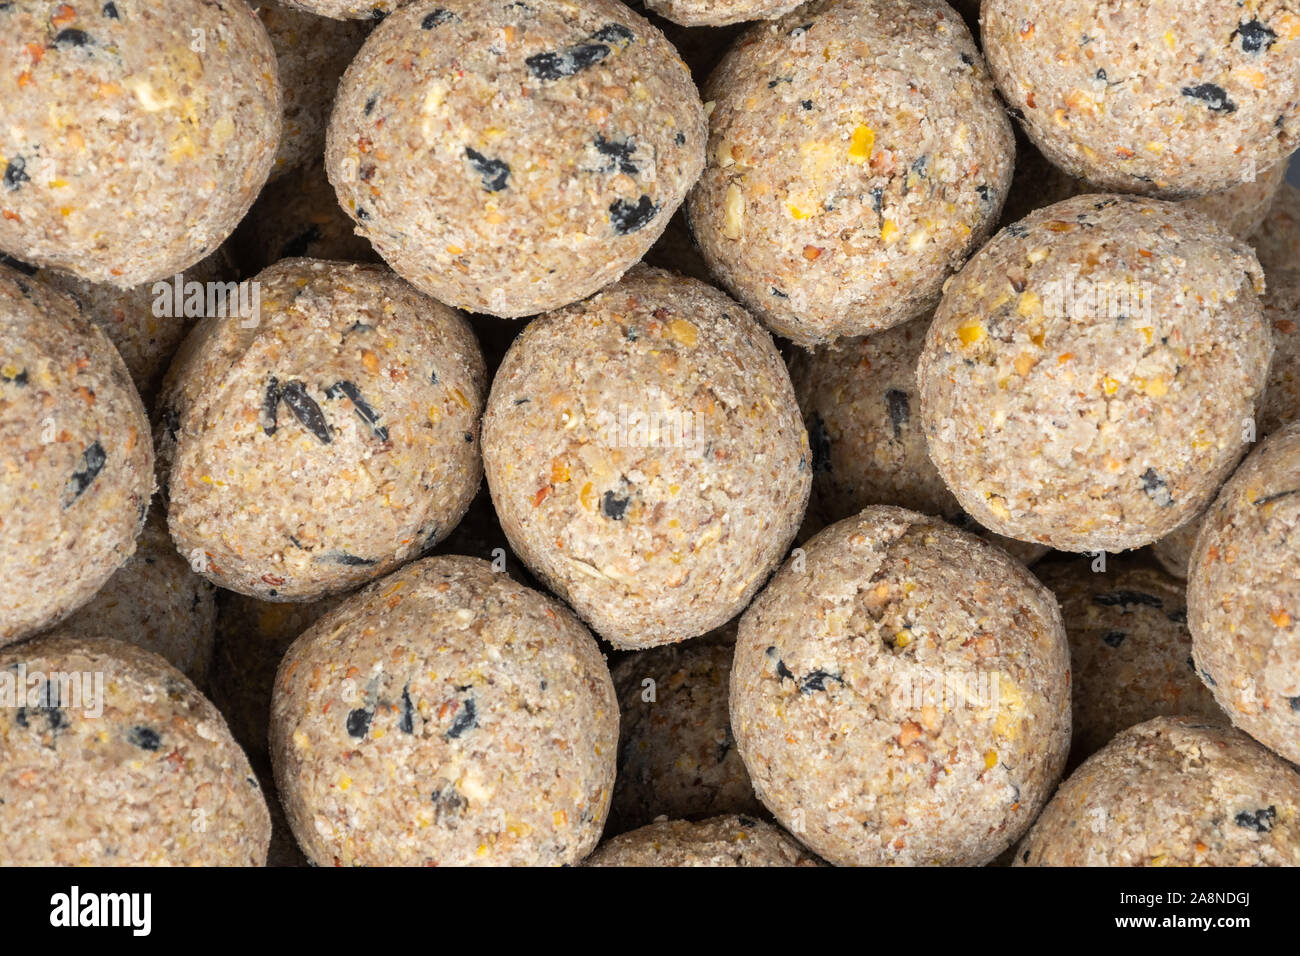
258 1 369 183
482 267 809 648
0 635 269 865
210 589 350 770
1252 182 1300 275
1000 142 1287 241
0 0 281 286
984 0 1300 198
731 506 1071 866
790 316 1048 566
1035 557 1222 763
609 627 763 833
1015 716 1300 866
237 161 381 275
644 0 802 29
45 508 217 687
1189 423 1300 764
1259 268 1300 434
919 195 1272 553
32 245 237 407
158 259 486 601
585 814 820 866
0 264 154 646
270 556 618 866
688 0 1013 346
326 0 705 317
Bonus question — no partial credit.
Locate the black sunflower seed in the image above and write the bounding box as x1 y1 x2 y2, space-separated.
1140 467 1174 507
1235 806 1276 833
317 550 377 567
325 380 388 442
609 195 659 235
1253 488 1299 506
444 697 477 740
526 24 633 81
346 707 372 738
61 441 106 508
1235 19 1277 54
53 28 91 48
1101 630 1127 648
464 147 510 192
421 8 457 29
127 726 161 751
593 135 638 175
261 376 281 436
281 381 331 444
601 490 629 520
3 157 29 191
399 684 415 734
799 670 842 694
1181 83 1236 113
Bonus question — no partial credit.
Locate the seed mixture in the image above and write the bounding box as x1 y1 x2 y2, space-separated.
270 556 618 866
1016 717 1300 866
984 0 1300 197
159 258 486 601
1189 423 1300 764
0 263 154 647
0 635 270 865
482 266 809 648
0 0 1297 871
326 0 705 317
688 0 1014 346
0 0 281 286
1150 265 1300 579
1002 142 1290 241
642 0 803 29
731 506 1071 866
919 195 1273 553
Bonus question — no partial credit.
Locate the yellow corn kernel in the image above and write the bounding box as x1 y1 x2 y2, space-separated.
848 124 874 163
880 219 900 243
956 320 985 346
667 318 698 347
984 750 998 770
